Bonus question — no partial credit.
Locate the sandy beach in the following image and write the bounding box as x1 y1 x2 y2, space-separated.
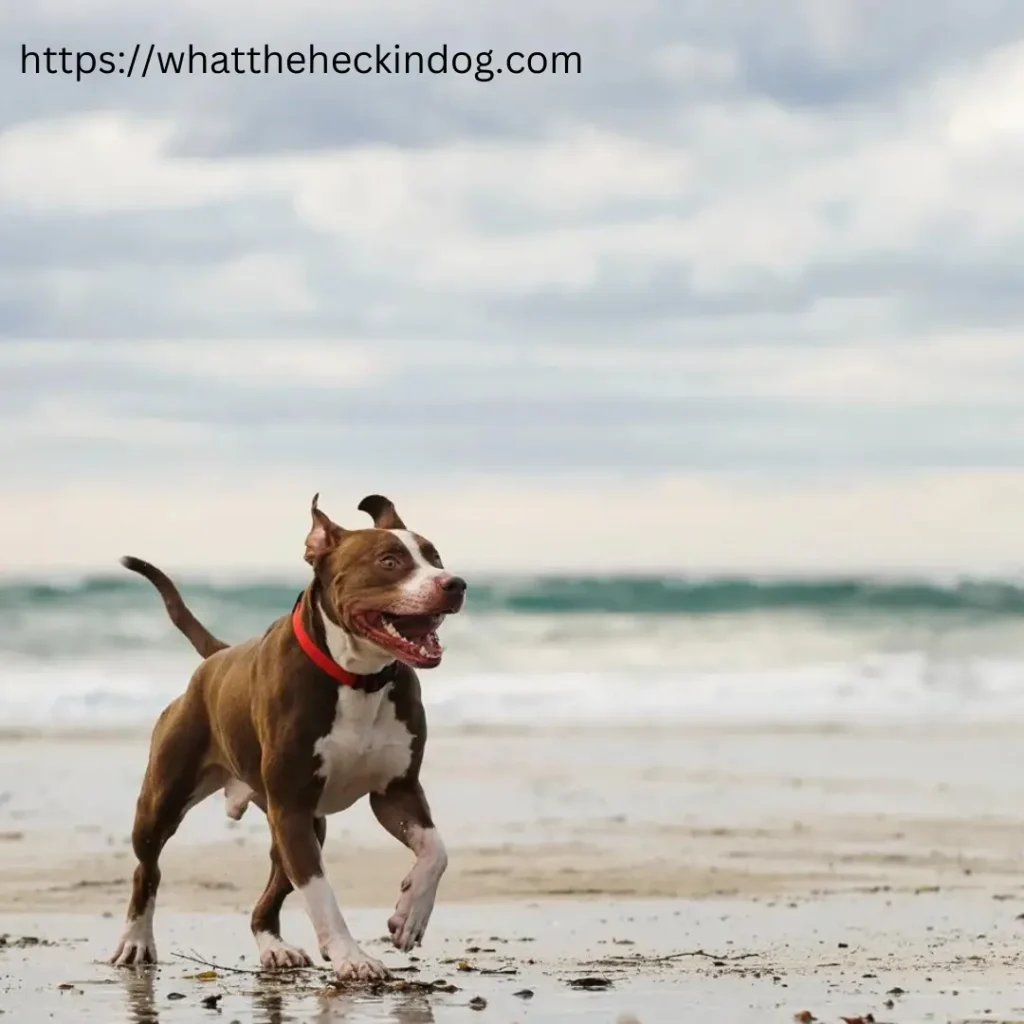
2 722 1024 1022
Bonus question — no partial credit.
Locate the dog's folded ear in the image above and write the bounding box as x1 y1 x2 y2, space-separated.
357 494 406 530
304 493 347 564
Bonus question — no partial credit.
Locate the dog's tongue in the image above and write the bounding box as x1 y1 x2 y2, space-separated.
394 615 439 640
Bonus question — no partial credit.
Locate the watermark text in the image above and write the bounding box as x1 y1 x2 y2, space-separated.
21 43 582 83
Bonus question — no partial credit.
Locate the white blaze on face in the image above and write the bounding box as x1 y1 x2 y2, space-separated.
389 530 447 607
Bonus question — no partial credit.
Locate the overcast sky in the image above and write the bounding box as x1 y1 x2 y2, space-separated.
2 0 1024 575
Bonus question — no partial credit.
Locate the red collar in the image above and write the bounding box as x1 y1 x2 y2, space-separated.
291 597 359 687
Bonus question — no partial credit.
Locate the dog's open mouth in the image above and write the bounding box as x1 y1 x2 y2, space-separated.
354 611 445 668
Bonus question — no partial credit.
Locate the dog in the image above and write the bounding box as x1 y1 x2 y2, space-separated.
108 493 466 981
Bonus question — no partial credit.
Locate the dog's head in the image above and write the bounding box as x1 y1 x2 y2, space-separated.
303 493 466 670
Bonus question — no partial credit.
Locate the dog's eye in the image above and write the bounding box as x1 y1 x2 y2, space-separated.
379 554 400 570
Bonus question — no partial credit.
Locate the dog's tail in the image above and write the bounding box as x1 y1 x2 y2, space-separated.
120 555 229 659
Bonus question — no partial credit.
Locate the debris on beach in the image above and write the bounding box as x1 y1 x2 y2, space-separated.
0 934 57 950
441 957 478 971
324 976 460 996
567 976 613 989
468 995 487 1010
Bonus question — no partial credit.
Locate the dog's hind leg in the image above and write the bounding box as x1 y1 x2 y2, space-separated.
250 816 327 969
110 695 222 967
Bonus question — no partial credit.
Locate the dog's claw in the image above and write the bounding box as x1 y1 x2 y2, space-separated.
324 943 390 982
257 934 313 969
110 939 157 967
110 918 157 967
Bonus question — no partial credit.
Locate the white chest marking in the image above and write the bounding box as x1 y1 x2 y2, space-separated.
313 685 413 816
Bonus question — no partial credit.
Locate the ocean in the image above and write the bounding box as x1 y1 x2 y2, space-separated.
2 573 1024 729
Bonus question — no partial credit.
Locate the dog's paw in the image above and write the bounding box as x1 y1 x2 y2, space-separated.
255 932 312 969
109 920 157 967
387 878 437 952
323 941 390 982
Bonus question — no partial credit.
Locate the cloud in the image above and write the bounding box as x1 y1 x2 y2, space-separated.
2 335 1022 500
4 1 1024 569
6 36 1024 343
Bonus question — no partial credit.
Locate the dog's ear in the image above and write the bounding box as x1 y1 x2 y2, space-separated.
304 493 347 564
357 494 406 530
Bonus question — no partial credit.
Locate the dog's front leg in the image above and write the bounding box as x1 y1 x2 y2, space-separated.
370 780 448 951
267 803 389 981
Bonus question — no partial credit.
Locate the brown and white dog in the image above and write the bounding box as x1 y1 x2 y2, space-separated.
108 493 466 982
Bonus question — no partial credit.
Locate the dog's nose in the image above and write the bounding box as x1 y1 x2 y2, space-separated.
441 576 467 595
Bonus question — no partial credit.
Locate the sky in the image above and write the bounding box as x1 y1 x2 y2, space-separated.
2 0 1024 575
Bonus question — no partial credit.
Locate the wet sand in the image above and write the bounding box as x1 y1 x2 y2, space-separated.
4 895 1024 1023
2 723 1024 1022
